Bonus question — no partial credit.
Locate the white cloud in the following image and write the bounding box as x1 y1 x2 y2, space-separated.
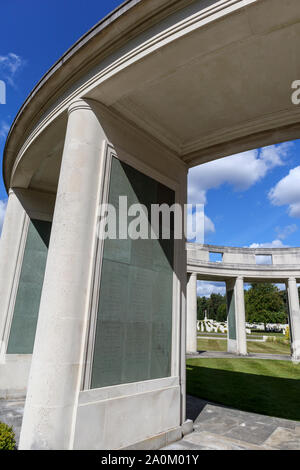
188 142 293 205
204 214 215 234
248 239 287 248
0 199 7 235
275 224 298 240
197 281 226 298
0 121 10 140
248 240 288 264
269 166 300 217
0 53 25 87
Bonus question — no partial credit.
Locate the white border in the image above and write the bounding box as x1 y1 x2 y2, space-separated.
1 215 30 355
82 144 181 392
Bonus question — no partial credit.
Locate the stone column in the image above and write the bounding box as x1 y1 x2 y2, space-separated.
226 277 247 355
186 273 197 354
19 99 106 450
235 277 247 355
0 190 27 360
286 277 300 361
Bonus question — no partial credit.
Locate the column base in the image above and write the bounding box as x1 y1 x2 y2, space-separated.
227 339 248 356
227 339 238 354
291 355 300 364
124 420 193 450
291 341 300 363
72 377 182 450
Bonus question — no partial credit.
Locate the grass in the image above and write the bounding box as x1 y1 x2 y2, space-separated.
197 338 290 355
197 338 227 352
186 357 300 421
247 340 290 355
250 332 285 337
198 332 227 337
198 331 285 338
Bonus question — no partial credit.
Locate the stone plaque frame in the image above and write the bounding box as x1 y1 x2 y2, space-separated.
82 142 181 390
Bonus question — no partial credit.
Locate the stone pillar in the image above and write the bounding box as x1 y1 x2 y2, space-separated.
186 273 197 354
235 277 247 355
286 277 300 361
19 99 105 450
226 277 247 355
0 190 27 360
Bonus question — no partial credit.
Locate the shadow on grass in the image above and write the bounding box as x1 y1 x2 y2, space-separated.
186 364 300 421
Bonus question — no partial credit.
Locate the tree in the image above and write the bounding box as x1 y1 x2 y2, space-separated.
245 283 287 324
280 289 288 311
197 296 208 320
216 302 227 322
207 293 226 320
197 294 227 320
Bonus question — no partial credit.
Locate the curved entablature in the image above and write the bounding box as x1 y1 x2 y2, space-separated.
187 243 300 283
2 0 300 450
4 0 300 193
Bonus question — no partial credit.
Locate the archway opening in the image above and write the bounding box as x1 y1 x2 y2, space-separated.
186 140 300 423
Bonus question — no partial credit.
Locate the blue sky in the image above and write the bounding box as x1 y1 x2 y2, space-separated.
1 1 300 262
0 0 125 215
189 140 300 249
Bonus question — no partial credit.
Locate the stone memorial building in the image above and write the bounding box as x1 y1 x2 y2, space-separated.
0 0 299 450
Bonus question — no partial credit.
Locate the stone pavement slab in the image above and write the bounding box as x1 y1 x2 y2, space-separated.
182 431 270 450
1 396 300 450
264 426 300 450
163 395 300 450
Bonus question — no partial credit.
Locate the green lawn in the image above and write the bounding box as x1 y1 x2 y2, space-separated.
186 358 300 421
249 332 285 337
198 332 285 338
197 338 227 352
247 340 290 355
197 338 290 355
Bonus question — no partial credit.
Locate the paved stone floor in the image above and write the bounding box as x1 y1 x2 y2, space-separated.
0 399 25 446
1 394 300 450
164 395 300 450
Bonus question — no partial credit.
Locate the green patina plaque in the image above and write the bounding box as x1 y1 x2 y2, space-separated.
91 157 174 389
7 219 52 354
226 288 236 341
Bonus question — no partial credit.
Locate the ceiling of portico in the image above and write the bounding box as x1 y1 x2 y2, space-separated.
11 113 67 193
8 0 300 192
86 0 300 167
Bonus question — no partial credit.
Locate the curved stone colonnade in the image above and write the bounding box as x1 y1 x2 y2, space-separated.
0 0 300 450
186 243 300 360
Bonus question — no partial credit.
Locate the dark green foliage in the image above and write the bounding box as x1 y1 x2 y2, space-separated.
197 282 289 324
245 283 287 324
197 292 228 321
216 302 227 322
197 296 208 320
208 293 225 320
0 422 16 450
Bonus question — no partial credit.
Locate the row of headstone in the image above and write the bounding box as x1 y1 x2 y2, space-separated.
197 319 288 335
